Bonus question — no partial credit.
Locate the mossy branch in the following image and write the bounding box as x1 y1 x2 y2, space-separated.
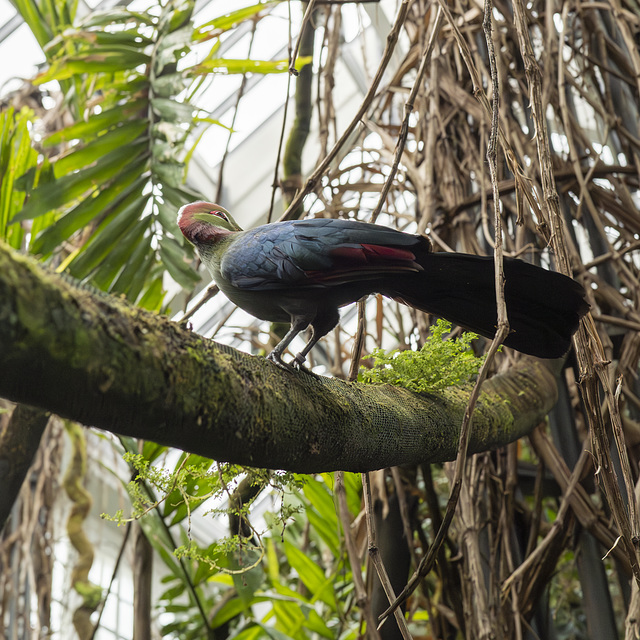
0 240 558 473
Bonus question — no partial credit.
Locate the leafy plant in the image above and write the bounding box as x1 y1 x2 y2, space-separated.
109 438 362 639
359 319 486 392
0 106 49 250
7 0 306 311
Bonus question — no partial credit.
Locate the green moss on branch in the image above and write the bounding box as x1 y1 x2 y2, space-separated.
0 241 558 473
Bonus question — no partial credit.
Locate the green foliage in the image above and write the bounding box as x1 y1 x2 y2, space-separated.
9 0 76 50
0 107 44 250
359 319 486 392
104 436 364 638
5 0 307 311
102 451 247 526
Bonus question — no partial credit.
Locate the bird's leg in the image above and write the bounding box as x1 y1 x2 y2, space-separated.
266 316 310 370
292 329 319 370
292 308 340 370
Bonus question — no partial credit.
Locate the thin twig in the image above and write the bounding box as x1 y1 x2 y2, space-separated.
502 439 590 593
216 22 257 204
289 0 317 76
483 0 507 335
452 5 507 636
278 0 412 221
88 523 132 640
371 6 444 222
390 466 419 569
380 1 508 625
348 298 367 381
180 284 219 324
434 0 539 219
362 471 413 639
268 1 297 222
511 0 640 586
335 471 381 639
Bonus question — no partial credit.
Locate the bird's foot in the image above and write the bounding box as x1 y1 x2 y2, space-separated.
265 351 318 376
292 354 320 377
266 352 296 372
292 353 307 369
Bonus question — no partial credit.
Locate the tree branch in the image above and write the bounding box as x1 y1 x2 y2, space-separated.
0 241 558 473
0 403 50 528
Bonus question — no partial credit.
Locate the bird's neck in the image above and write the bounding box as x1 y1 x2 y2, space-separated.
195 229 239 274
179 218 236 248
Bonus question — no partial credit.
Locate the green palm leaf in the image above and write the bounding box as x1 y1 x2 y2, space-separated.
9 0 285 307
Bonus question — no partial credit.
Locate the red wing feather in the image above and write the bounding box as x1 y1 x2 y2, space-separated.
305 243 422 282
361 244 419 261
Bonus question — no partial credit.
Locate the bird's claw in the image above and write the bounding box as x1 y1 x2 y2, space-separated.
266 352 295 372
265 351 317 375
292 354 319 377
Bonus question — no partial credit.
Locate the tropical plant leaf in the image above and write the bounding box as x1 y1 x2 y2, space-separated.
90 216 152 290
283 540 335 609
110 234 158 297
121 251 157 303
194 1 280 41
12 142 148 223
0 107 39 248
30 170 147 256
10 0 305 331
160 235 201 288
9 0 55 48
78 9 156 28
42 99 147 147
46 28 155 49
34 49 152 83
189 56 311 76
66 197 149 278
53 120 149 176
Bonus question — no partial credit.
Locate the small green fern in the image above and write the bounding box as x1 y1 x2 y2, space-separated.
359 319 486 392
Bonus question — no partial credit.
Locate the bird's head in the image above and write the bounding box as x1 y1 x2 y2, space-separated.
177 201 243 247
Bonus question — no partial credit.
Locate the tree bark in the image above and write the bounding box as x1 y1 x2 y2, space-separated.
0 240 558 473
133 522 153 640
0 403 50 529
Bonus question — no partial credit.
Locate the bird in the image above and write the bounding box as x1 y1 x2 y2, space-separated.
177 201 589 369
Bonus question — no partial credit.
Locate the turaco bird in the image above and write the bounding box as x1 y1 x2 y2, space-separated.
178 202 589 369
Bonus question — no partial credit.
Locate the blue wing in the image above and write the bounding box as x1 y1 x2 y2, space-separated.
220 218 426 290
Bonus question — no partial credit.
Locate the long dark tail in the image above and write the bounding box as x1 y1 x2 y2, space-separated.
394 252 589 358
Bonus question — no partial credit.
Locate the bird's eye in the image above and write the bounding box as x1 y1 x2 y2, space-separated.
210 210 228 221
